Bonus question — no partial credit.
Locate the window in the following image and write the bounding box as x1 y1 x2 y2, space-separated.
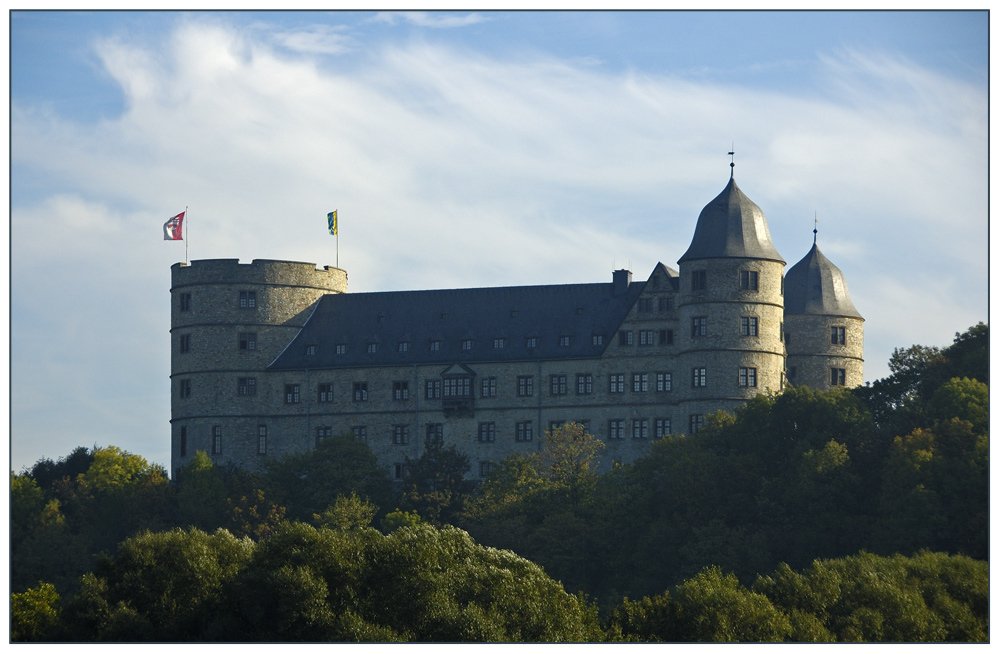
660 297 675 312
367 343 378 354
689 415 704 434
394 463 406 480
516 421 533 442
180 379 191 398
831 368 847 386
785 332 792 346
179 426 187 457
479 461 493 478
656 372 672 392
633 373 649 393
443 377 471 397
691 317 707 338
478 422 496 443
353 382 368 402
179 293 191 312
592 334 604 346
740 270 759 290
691 270 707 291
336 344 346 355
430 340 441 351
788 366 797 381
780 322 785 342
740 316 759 337
550 374 567 395
393 381 409 401
318 383 334 403
317 426 333 444
493 338 506 349
257 425 267 455
619 330 634 346
517 376 534 397
285 384 300 403
239 332 257 351
481 377 497 398
739 367 758 387
638 298 654 313
639 330 656 345
632 419 649 439
305 345 316 356
526 337 537 348
559 335 571 347
831 326 846 345
238 377 256 396
425 379 441 399
351 425 367 442
461 339 474 351
654 418 671 438
692 367 707 388
212 426 222 454
392 425 410 445
426 423 443 446
577 373 593 395
398 341 410 352
608 419 625 440
239 291 257 308
660 329 674 345
179 333 190 353
610 374 625 393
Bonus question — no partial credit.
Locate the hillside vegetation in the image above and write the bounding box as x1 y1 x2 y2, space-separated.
11 323 988 642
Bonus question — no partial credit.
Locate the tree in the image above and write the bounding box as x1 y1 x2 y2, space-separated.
401 439 472 526
176 451 229 530
11 582 61 642
263 433 396 522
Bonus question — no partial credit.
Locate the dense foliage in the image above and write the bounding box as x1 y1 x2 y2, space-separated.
11 323 988 642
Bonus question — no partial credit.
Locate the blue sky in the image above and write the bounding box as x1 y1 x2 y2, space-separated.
9 10 989 473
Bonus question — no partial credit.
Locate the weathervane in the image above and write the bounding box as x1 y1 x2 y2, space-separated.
813 212 819 244
728 144 735 176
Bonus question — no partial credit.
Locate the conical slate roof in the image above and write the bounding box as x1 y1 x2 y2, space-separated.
784 243 863 318
678 175 785 264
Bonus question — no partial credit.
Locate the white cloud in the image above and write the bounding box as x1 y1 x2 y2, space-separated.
371 11 491 29
10 18 987 471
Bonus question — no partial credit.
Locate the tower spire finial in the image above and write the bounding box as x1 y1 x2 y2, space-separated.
728 143 735 177
813 212 819 244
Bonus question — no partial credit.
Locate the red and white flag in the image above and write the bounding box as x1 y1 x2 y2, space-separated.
163 212 185 240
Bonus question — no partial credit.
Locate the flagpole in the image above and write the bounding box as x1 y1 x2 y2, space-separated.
185 206 189 265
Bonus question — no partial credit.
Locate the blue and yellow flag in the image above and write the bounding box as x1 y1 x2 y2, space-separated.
327 211 337 236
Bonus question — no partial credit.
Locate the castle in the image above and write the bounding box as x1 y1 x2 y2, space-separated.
169 172 864 479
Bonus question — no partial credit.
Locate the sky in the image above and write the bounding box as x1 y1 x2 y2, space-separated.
9 10 990 474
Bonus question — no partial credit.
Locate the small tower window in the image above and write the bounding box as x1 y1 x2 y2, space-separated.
691 270 707 291
239 291 257 308
831 326 846 345
740 271 759 291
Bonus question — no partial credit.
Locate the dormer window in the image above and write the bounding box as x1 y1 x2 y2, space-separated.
398 341 410 352
336 344 346 355
367 343 378 354
493 338 506 349
559 336 571 347
430 340 441 351
305 345 316 356
526 337 537 348
461 339 474 351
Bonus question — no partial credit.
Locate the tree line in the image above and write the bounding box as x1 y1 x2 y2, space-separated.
10 323 988 642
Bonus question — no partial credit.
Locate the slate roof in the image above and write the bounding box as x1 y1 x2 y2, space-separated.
784 243 863 319
678 175 785 264
268 278 648 370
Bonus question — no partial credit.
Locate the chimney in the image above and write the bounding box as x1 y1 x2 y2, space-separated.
613 269 632 296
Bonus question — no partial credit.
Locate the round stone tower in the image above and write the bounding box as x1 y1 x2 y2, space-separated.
675 171 786 433
783 238 864 389
170 259 347 476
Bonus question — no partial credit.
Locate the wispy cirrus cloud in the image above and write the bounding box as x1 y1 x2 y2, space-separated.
371 11 491 29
